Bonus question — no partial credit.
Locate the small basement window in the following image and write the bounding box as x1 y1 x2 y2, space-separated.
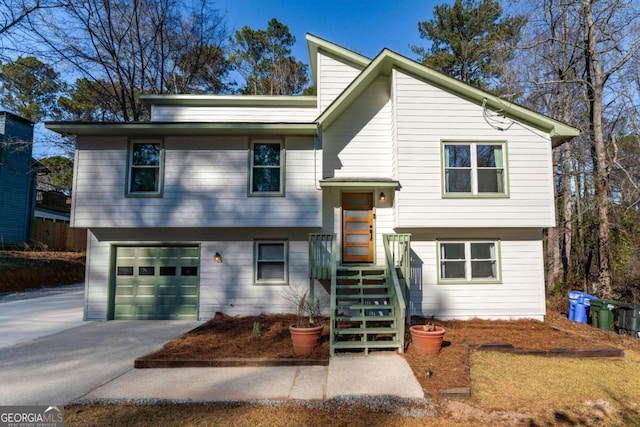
438 240 500 283
254 240 288 284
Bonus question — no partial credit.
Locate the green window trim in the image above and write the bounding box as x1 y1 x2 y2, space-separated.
249 139 285 197
436 239 502 284
253 240 289 285
441 140 509 198
126 139 165 197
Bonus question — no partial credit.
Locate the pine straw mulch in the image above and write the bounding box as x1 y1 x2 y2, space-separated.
135 310 640 398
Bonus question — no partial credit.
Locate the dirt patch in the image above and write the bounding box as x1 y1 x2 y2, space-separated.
137 310 640 399
0 250 85 292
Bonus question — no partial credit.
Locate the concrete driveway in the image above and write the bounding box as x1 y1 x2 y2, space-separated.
0 287 425 405
0 287 86 349
0 288 200 405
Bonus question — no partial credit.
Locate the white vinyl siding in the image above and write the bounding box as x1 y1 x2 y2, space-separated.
318 52 363 111
408 229 545 320
393 70 556 228
72 135 320 228
82 228 328 320
150 106 316 122
323 76 393 179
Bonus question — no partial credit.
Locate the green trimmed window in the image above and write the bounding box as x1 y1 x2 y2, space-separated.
128 140 163 195
250 140 283 195
439 241 499 282
254 240 288 284
444 142 505 194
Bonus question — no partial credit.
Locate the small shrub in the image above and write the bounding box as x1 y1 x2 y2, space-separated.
252 321 262 338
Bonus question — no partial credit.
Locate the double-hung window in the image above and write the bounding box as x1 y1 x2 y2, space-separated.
254 240 288 284
250 140 283 195
443 142 506 195
439 241 500 283
128 140 163 195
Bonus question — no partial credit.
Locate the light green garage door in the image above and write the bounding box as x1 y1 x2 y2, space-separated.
113 246 200 320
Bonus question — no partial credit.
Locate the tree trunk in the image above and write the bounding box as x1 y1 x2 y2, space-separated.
545 147 563 290
583 0 612 298
561 139 573 283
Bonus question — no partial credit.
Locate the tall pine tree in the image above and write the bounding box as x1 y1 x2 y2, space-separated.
411 0 524 89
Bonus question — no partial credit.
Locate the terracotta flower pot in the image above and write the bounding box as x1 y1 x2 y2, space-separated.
410 325 445 354
289 324 323 356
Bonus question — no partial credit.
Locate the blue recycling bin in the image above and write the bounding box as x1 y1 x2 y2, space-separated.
567 291 598 323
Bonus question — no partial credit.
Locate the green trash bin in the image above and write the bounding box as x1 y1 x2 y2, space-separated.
591 299 619 331
618 304 640 336
591 299 602 328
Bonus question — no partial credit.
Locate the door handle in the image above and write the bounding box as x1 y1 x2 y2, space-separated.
369 227 373 241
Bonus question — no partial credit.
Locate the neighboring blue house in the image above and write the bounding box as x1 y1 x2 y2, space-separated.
0 111 36 246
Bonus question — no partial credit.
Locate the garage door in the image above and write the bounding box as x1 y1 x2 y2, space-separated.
113 246 200 320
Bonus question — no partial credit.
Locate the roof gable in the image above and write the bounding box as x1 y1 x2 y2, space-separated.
306 34 371 87
315 48 580 146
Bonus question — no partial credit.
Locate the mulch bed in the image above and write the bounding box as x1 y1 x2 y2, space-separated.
135 313 331 368
135 310 640 399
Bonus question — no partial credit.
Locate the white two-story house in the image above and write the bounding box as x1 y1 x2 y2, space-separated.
47 34 579 354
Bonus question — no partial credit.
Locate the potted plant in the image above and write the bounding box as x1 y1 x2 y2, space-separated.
283 286 324 356
410 323 445 354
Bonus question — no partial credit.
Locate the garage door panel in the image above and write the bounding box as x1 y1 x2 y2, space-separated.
114 304 134 317
115 284 135 295
113 246 200 320
136 285 158 296
178 285 198 295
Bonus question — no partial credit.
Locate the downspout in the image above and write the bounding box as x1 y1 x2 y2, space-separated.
314 127 322 191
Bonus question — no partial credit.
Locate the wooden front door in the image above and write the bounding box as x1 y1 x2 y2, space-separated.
342 192 374 263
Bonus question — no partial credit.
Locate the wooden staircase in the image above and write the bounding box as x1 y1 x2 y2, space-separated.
331 265 403 355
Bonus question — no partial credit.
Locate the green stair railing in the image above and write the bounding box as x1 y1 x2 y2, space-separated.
382 234 411 352
308 233 337 324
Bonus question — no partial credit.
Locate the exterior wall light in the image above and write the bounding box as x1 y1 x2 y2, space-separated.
379 192 386 202
214 252 223 263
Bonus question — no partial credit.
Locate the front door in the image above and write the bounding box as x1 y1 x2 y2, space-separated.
342 192 374 263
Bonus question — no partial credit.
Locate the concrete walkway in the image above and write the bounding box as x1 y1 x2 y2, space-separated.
0 288 425 405
83 352 423 402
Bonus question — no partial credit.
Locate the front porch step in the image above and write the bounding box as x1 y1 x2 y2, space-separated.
335 315 396 322
334 327 399 335
336 273 384 282
336 304 393 310
336 284 387 289
332 340 402 353
336 293 390 299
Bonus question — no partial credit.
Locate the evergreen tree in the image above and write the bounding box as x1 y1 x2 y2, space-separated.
411 0 524 89
229 18 308 95
0 56 62 121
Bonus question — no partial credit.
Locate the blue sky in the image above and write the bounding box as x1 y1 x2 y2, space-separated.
218 0 444 62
